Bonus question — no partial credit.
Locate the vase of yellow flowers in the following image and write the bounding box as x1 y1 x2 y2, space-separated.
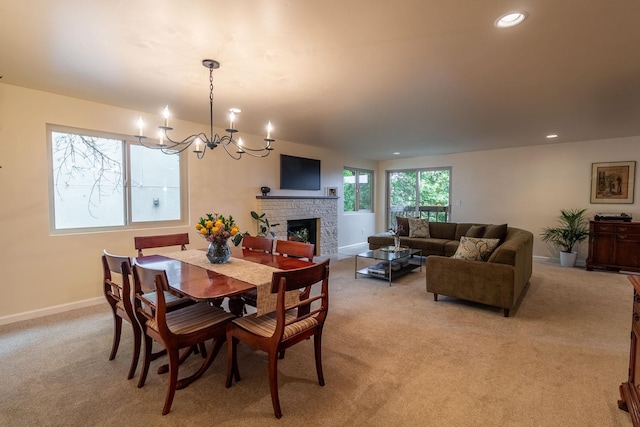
196 213 241 264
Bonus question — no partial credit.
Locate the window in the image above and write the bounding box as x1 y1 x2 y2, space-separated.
343 167 373 212
387 167 451 227
48 125 186 232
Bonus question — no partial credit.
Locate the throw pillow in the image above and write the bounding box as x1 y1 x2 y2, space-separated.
465 225 486 238
395 216 410 236
452 236 500 261
408 218 430 238
484 223 508 242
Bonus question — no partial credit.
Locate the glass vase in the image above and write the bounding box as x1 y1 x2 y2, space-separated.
206 240 231 264
394 235 401 250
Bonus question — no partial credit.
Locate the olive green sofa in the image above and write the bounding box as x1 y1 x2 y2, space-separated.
367 222 533 317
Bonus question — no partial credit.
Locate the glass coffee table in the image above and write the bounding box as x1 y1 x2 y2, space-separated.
355 246 422 286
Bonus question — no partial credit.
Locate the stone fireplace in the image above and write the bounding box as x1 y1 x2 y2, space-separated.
256 196 338 255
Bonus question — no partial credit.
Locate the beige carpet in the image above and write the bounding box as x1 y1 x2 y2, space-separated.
0 256 634 426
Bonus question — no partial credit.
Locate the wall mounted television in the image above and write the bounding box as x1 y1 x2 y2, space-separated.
280 154 321 190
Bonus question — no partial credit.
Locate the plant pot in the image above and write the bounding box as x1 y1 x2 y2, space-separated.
559 251 578 268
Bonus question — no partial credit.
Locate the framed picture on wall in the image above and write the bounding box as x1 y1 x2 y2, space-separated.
590 161 636 204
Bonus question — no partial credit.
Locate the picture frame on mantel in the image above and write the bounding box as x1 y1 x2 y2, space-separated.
326 187 338 197
590 161 636 204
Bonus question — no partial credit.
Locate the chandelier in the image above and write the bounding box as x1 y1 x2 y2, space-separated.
134 59 275 160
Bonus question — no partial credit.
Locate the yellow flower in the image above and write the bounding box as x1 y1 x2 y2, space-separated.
205 220 213 229
215 219 223 227
230 226 238 236
195 223 203 230
200 227 208 235
212 226 219 234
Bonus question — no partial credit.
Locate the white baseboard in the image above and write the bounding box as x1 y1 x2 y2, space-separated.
338 242 368 250
533 255 586 267
0 297 104 326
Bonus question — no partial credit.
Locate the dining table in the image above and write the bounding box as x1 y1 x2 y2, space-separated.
134 246 315 317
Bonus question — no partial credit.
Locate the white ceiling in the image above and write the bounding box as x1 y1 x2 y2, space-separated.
2 1 639 160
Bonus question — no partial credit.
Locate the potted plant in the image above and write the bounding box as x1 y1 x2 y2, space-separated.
250 211 280 237
540 208 590 267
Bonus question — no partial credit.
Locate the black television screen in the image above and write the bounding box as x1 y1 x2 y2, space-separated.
280 154 321 190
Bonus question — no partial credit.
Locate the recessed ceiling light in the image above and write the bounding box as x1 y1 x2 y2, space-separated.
546 134 558 139
495 12 528 28
393 152 400 155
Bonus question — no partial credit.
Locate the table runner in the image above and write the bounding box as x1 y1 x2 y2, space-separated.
161 249 299 316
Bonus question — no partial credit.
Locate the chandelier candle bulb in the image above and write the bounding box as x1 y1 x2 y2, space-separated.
194 137 203 153
157 130 165 147
137 117 144 136
267 121 272 139
162 106 169 127
229 111 235 130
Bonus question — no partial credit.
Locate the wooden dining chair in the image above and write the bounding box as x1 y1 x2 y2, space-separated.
275 239 315 261
132 263 235 415
134 233 189 257
102 251 139 380
245 240 316 357
102 250 195 380
242 235 274 253
225 259 330 418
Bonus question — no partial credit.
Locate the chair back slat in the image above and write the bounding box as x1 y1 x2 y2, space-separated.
132 264 169 329
242 235 274 253
103 250 132 276
275 240 314 261
102 250 133 302
134 233 189 256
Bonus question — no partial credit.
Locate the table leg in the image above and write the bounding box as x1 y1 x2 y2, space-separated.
228 296 245 317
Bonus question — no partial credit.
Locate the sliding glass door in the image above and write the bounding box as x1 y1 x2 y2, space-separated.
387 167 451 228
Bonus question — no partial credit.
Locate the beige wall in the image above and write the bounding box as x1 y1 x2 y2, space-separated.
377 137 640 260
3 81 637 322
0 83 374 322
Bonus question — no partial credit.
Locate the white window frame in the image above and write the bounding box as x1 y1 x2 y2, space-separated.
47 124 188 234
343 167 374 213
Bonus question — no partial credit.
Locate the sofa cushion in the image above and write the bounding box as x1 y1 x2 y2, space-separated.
444 240 461 257
410 238 449 255
484 224 508 242
408 218 430 238
465 225 486 238
429 222 457 240
451 237 500 261
395 216 410 236
368 233 394 249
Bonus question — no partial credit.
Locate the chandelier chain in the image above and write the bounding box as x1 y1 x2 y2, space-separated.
209 68 214 104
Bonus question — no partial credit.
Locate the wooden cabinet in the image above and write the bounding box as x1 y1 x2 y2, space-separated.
587 221 640 273
619 275 640 426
